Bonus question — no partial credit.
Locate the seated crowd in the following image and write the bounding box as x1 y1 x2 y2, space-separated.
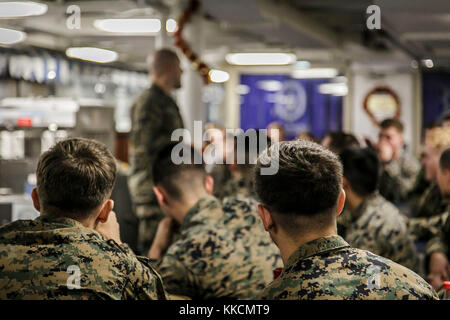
0 114 449 300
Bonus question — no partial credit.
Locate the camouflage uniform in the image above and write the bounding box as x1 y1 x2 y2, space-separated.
407 211 449 242
416 182 445 218
216 170 255 200
379 151 421 203
128 84 184 254
155 195 282 299
259 235 438 300
0 215 167 300
342 193 419 272
426 202 450 260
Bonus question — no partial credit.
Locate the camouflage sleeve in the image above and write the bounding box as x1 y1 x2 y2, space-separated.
134 97 164 155
426 214 450 257
407 212 449 242
156 254 198 298
384 155 420 198
111 241 167 300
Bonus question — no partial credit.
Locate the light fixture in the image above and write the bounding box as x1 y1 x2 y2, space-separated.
0 1 47 18
318 83 348 96
166 19 178 33
47 70 56 80
257 80 283 92
209 69 230 83
294 60 311 69
0 27 26 44
292 68 338 79
422 59 434 68
225 53 296 66
94 19 161 34
66 47 118 64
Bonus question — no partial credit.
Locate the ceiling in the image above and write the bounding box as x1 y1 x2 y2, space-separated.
0 0 449 71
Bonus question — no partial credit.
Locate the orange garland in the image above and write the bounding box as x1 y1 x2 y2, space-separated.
174 0 210 85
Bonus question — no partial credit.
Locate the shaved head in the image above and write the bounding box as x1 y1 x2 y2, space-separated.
151 49 180 77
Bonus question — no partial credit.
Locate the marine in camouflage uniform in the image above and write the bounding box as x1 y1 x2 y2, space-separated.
0 215 166 300
259 235 438 300
155 195 282 299
128 84 184 254
342 192 419 272
379 151 421 204
216 169 255 200
416 182 446 218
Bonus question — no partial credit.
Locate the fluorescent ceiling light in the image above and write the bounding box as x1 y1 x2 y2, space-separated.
318 83 348 96
66 47 118 64
292 68 338 79
94 19 161 34
294 60 311 69
226 53 296 66
0 1 47 18
0 27 26 44
166 19 178 33
209 69 230 83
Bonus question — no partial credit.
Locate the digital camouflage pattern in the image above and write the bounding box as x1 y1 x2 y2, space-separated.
128 84 184 253
343 193 419 272
416 182 445 219
217 170 255 200
426 202 450 258
156 195 282 299
259 235 438 300
379 151 421 203
407 211 449 242
0 215 167 300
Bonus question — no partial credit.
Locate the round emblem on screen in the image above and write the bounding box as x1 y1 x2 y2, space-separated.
273 80 307 122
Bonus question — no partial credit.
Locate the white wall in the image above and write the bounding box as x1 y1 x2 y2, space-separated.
349 69 418 153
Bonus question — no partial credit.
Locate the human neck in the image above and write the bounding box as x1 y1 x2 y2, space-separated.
152 77 173 95
175 190 210 224
277 226 338 265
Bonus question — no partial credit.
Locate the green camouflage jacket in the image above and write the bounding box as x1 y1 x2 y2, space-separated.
416 182 445 219
0 215 167 300
156 195 282 299
217 170 255 200
426 202 450 258
259 235 438 300
379 151 421 203
343 193 419 272
128 84 184 207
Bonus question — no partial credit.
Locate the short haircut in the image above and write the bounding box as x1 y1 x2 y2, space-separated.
380 118 404 133
426 126 450 151
324 131 360 154
36 138 117 220
440 147 450 171
151 48 179 76
339 147 380 197
153 143 206 200
254 140 343 234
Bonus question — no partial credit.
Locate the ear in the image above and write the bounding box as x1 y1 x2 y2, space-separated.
204 175 214 195
153 186 167 207
31 188 40 213
257 204 274 232
97 199 114 223
336 188 346 217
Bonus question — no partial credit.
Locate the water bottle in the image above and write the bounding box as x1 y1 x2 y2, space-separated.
443 281 450 300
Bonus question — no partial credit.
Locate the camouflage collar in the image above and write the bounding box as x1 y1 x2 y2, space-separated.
180 195 221 231
36 214 85 228
351 192 380 222
285 235 350 267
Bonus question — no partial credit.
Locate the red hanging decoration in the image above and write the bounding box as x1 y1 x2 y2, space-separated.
174 0 211 85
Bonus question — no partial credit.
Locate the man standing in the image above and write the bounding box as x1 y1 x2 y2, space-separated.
377 118 421 204
0 138 166 299
254 140 437 300
129 49 184 254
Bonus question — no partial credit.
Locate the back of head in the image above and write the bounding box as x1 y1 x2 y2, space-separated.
153 143 206 201
323 131 360 154
36 138 117 220
339 147 380 197
151 48 179 77
426 126 450 152
380 118 404 133
254 140 343 234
